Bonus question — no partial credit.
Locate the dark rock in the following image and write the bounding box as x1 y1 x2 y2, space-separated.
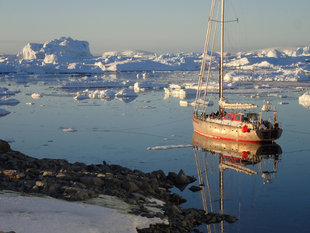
169 193 187 205
140 182 154 195
167 170 196 191
176 169 190 185
0 139 238 233
79 176 104 187
0 140 11 153
150 169 166 181
189 185 202 192
166 204 182 216
23 180 36 190
176 169 196 185
223 214 238 223
167 171 177 183
121 181 139 193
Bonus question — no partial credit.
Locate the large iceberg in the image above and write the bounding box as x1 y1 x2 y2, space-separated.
21 37 92 61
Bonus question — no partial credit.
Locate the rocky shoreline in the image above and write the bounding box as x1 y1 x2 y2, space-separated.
0 140 237 233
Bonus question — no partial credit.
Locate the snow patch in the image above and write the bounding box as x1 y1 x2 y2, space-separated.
0 192 167 233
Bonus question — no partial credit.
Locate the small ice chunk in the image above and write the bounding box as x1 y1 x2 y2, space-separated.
115 88 138 97
299 92 310 108
99 89 115 99
189 99 213 107
74 94 89 101
136 106 156 109
31 93 41 99
147 144 192 150
62 128 77 133
179 100 188 107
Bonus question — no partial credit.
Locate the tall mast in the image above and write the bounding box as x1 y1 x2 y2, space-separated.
219 0 224 101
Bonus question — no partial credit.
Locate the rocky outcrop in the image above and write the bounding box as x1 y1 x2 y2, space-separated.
0 140 237 232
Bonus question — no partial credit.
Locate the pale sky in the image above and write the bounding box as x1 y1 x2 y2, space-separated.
0 0 309 55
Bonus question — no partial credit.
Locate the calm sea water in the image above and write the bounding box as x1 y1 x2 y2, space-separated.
0 72 310 233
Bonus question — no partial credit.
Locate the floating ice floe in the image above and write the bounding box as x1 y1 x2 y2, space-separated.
147 144 192 150
164 84 196 100
98 89 116 99
74 89 116 100
0 108 10 117
136 105 156 109
62 128 77 133
133 81 167 92
0 98 20 106
31 93 41 99
73 94 89 101
63 76 133 89
299 92 310 108
116 88 138 97
179 99 214 107
115 88 138 103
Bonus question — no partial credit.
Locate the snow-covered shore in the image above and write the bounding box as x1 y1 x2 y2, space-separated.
0 192 166 233
0 37 309 82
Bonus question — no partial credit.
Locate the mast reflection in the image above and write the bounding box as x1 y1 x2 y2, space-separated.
192 133 282 232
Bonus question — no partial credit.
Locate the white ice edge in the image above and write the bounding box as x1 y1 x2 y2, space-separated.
147 144 192 150
0 192 168 233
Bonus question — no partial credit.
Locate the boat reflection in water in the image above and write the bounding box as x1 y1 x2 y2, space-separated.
192 132 282 232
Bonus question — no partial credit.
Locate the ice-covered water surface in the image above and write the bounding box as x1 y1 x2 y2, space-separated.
0 72 310 233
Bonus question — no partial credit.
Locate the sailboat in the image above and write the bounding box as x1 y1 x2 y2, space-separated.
192 0 282 143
